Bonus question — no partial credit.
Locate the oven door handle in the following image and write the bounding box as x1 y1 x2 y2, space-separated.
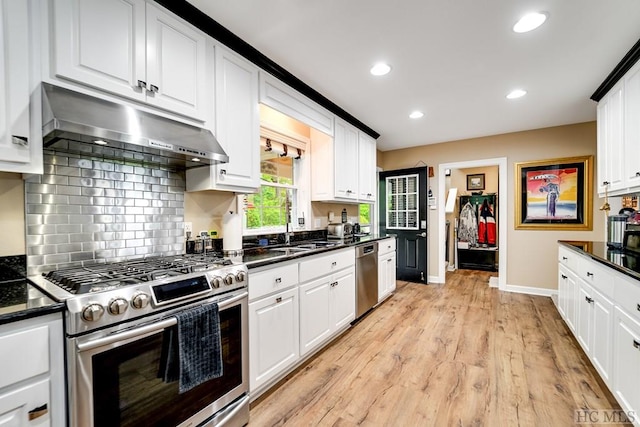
77 291 247 352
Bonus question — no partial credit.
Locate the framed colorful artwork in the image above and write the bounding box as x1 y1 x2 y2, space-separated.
515 156 593 230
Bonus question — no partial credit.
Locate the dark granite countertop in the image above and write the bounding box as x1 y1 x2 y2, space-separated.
0 279 65 326
243 234 395 269
559 241 640 282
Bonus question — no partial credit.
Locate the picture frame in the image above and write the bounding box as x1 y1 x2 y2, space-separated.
515 155 593 230
466 173 485 190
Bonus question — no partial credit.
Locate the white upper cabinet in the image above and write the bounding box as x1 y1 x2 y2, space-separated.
0 0 42 173
186 44 260 193
259 72 334 136
311 119 377 203
597 59 640 196
623 61 640 189
358 131 377 202
51 0 208 121
333 119 359 201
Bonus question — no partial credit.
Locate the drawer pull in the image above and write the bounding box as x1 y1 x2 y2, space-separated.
275 277 282 284
331 261 337 267
634 340 640 350
28 404 48 421
585 296 594 304
562 256 568 261
586 272 594 278
276 297 283 303
330 281 338 287
637 303 640 312
561 274 567 279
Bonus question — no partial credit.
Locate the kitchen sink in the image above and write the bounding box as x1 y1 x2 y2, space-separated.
267 247 313 255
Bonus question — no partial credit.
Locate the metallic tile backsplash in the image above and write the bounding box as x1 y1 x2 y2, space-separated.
25 149 186 275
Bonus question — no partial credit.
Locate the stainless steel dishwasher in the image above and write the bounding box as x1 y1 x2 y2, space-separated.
355 242 378 318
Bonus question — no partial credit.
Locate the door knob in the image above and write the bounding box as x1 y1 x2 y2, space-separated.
416 232 426 238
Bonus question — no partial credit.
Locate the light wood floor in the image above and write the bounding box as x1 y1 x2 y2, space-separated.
249 270 622 426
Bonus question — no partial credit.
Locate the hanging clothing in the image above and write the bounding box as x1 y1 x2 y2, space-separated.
478 200 496 245
458 202 478 246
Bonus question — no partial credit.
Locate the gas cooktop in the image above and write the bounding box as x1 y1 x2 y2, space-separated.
28 253 248 335
42 254 233 295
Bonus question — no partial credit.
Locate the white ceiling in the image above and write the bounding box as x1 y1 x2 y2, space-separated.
187 0 640 151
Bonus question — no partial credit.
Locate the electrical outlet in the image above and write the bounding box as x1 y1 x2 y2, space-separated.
184 222 193 233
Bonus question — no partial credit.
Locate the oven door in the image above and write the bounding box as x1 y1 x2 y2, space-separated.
69 291 249 427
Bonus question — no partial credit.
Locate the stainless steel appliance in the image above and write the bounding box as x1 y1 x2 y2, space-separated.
29 254 249 427
41 83 229 168
355 242 378 318
607 214 627 249
327 222 353 239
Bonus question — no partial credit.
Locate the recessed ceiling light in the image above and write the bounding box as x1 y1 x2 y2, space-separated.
93 139 108 145
506 89 527 99
370 63 391 76
409 111 424 119
513 12 548 33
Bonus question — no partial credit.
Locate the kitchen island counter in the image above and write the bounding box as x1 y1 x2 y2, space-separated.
559 240 640 282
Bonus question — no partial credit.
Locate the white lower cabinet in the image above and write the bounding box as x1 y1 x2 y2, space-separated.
249 287 299 392
248 247 357 399
377 238 397 302
613 307 640 421
299 267 355 357
576 281 614 382
0 313 64 426
558 264 578 333
557 243 640 426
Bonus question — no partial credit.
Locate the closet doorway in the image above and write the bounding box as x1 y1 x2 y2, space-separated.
437 158 507 290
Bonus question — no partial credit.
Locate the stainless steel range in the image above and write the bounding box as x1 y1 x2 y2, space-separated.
30 254 250 427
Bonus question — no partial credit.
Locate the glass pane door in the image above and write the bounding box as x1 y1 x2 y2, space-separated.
385 174 419 229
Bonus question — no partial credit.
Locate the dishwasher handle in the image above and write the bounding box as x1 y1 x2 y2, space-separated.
356 242 378 257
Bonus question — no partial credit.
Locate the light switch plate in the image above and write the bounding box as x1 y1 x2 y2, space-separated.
184 222 192 233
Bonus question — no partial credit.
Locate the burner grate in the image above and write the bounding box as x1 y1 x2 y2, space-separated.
43 254 231 294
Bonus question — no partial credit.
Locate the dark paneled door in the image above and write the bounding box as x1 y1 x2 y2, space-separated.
379 167 428 283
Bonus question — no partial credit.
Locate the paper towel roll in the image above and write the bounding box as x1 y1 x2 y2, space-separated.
222 212 243 252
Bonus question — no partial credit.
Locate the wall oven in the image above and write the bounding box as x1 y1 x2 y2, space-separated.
29 254 250 427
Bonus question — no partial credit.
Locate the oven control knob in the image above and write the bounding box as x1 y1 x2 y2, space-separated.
235 271 246 283
131 292 150 309
224 274 235 286
82 304 105 322
211 276 223 288
108 298 128 315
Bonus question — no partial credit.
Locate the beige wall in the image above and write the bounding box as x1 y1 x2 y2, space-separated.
184 191 236 238
0 173 26 256
379 121 605 290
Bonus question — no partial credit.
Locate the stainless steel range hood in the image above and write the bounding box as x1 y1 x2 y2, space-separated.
41 83 228 169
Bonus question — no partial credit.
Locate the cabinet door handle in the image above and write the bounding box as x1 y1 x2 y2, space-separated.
562 256 568 261
388 258 393 262
633 340 640 350
219 169 227 175
137 80 147 90
636 303 640 312
586 272 594 278
275 277 282 284
28 404 48 421
602 181 610 186
275 297 282 303
331 261 337 267
636 172 640 177
149 84 159 93
561 274 567 279
585 296 594 304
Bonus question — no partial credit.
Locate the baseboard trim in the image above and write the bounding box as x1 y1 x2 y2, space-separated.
427 275 442 284
504 284 557 297
489 276 499 288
